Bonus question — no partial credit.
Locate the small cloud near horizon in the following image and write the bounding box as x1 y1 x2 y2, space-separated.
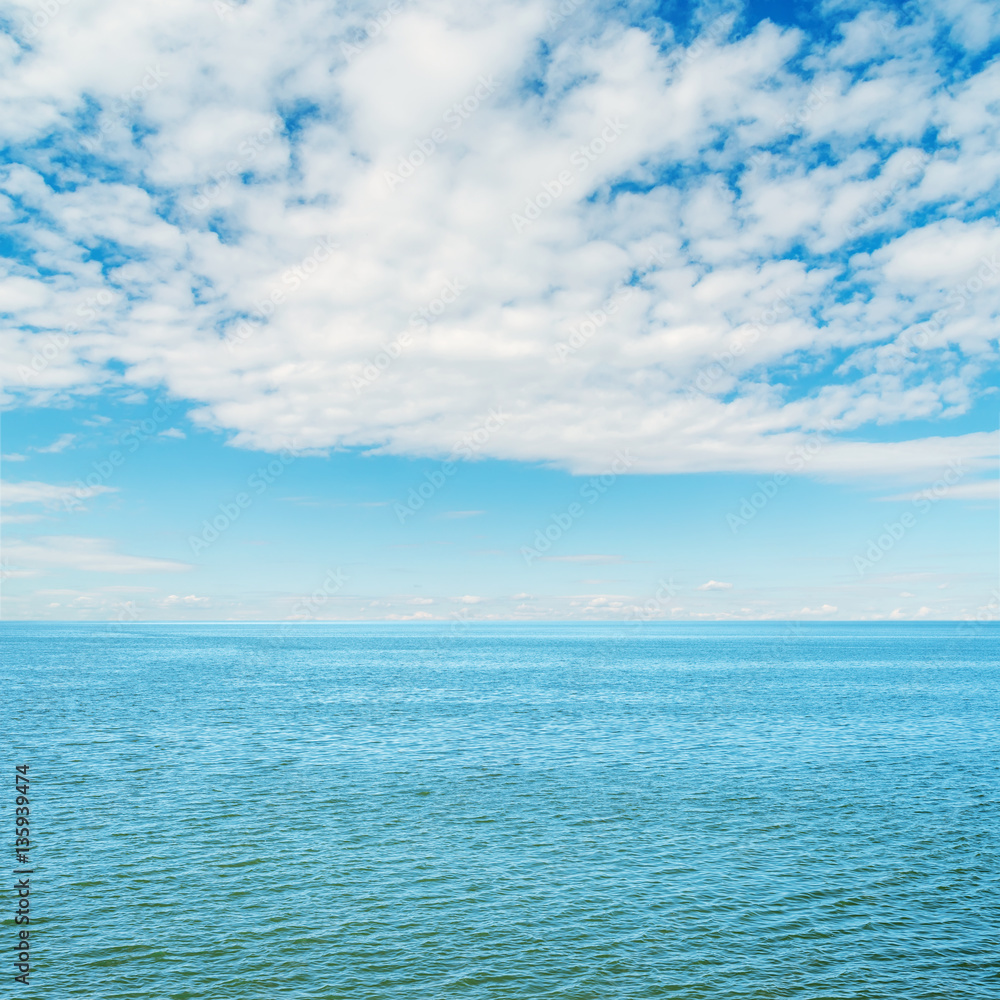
542 555 624 564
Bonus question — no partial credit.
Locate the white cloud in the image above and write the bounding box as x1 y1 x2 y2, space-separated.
2 479 116 508
3 536 193 574
541 554 624 563
697 580 733 590
0 1 996 478
159 427 186 439
0 576 992 621
34 433 76 454
880 479 998 502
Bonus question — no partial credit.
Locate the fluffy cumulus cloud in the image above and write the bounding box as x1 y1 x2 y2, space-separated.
1 0 999 477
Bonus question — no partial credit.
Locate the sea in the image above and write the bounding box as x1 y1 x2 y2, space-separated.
4 621 998 999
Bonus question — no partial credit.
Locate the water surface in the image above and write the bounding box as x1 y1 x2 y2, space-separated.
5 622 998 998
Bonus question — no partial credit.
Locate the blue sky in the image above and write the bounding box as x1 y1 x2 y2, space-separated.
1 0 998 620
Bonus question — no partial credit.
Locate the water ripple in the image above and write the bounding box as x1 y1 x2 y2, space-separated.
4 622 998 998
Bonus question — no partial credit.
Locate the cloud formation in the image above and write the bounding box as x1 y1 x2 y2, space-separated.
1 0 998 477
3 535 193 574
1 478 115 508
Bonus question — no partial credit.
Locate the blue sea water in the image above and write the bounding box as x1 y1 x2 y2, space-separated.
4 621 999 999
